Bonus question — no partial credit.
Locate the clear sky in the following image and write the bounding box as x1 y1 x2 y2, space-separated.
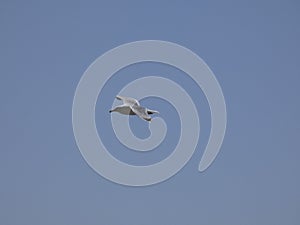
1 1 299 224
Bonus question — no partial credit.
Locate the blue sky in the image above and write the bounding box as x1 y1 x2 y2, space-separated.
1 1 299 224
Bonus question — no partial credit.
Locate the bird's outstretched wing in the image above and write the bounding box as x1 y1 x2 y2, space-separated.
147 109 159 114
116 95 139 106
130 104 151 121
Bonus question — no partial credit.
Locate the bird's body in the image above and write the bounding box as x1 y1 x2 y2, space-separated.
109 95 159 122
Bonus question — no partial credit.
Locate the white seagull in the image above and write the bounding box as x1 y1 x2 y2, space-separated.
109 95 159 122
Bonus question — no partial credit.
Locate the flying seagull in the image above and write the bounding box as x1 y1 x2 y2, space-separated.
109 95 159 122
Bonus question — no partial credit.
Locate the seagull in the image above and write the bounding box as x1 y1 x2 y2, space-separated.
109 95 159 122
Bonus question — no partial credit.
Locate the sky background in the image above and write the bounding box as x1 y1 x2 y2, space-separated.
1 1 300 225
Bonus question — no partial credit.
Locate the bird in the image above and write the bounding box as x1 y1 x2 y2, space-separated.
109 95 159 122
